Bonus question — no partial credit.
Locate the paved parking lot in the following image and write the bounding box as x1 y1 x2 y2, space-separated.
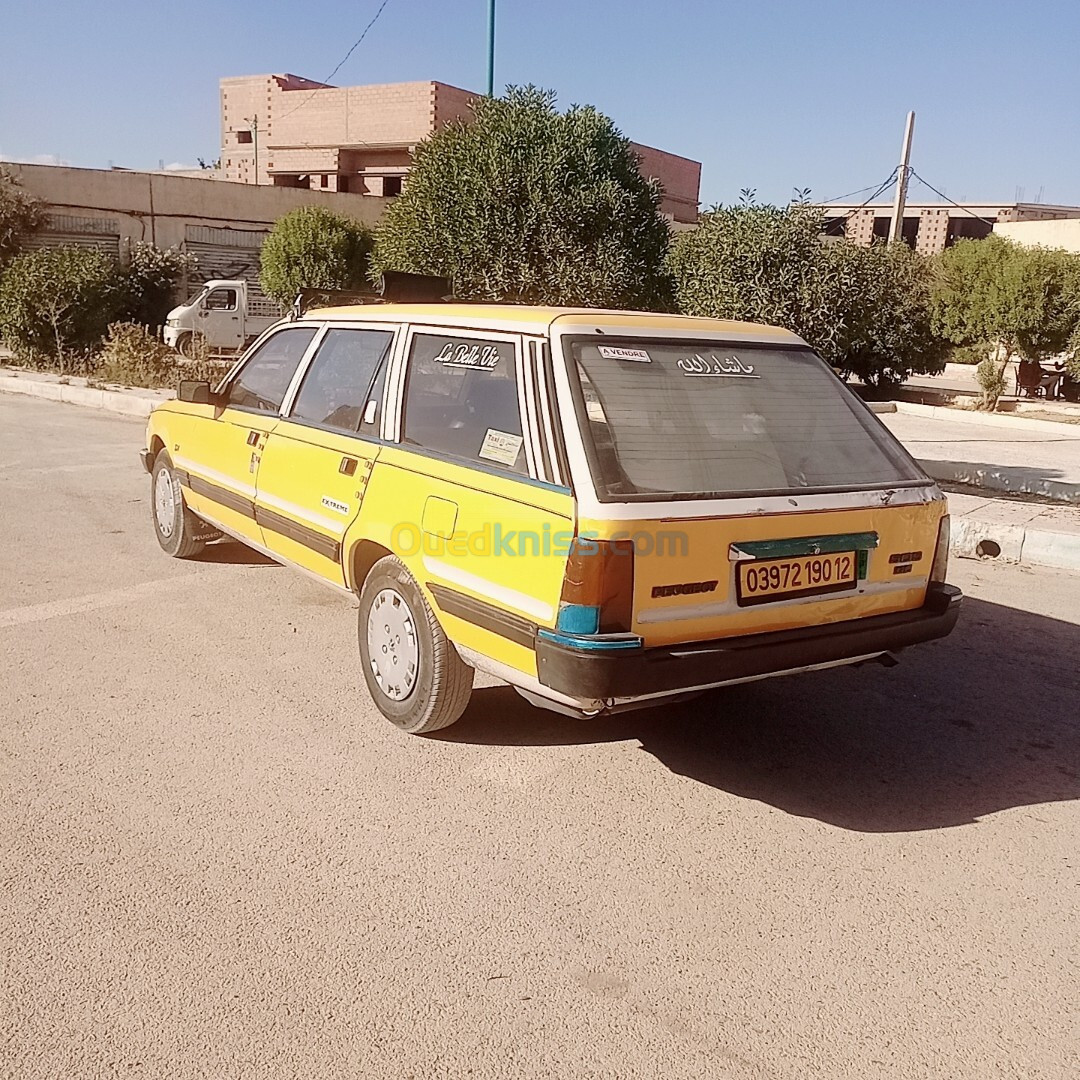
2 396 1078 1079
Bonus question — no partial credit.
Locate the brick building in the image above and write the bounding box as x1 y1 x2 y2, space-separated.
220 75 701 223
815 199 1080 255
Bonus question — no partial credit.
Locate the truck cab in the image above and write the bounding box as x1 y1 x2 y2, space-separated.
164 279 281 356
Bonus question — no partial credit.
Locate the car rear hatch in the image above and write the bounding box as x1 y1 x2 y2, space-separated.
560 334 947 647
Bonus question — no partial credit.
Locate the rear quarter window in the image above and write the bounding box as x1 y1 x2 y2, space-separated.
402 334 527 475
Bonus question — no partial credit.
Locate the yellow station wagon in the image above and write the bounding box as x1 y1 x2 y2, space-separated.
141 296 962 733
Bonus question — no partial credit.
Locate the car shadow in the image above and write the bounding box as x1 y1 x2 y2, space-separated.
920 458 1078 503
438 596 1080 832
191 540 278 566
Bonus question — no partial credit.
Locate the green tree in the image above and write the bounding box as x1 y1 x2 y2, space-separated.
0 167 47 268
260 207 373 307
931 235 1080 408
668 197 946 386
371 86 673 309
931 234 1080 362
121 241 198 328
0 246 127 372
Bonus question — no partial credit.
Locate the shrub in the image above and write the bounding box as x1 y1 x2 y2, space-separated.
93 322 231 389
0 246 127 372
372 86 674 309
0 167 47 268
121 241 197 328
260 207 373 307
975 356 1008 410
669 197 946 386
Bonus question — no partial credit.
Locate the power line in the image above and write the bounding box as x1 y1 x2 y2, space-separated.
821 169 898 235
820 180 893 204
908 170 997 227
275 0 396 123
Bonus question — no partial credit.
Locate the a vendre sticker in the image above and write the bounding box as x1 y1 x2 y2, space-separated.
598 346 651 362
478 429 523 466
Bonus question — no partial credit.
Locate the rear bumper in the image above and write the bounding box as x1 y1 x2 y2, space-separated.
535 583 963 702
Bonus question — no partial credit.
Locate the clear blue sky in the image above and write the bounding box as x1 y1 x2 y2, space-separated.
3 0 1079 208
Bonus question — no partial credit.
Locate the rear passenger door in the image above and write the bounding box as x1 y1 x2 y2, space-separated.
253 324 397 588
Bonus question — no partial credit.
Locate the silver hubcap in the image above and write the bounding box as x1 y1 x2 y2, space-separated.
154 466 176 537
367 588 419 702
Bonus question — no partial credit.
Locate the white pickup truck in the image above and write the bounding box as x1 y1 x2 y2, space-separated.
164 279 283 356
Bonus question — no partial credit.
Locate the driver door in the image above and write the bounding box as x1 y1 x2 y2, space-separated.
176 325 319 546
198 286 243 350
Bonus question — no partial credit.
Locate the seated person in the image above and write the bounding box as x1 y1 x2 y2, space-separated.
1017 357 1066 400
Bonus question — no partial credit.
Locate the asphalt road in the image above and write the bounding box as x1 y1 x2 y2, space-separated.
2 395 1078 1080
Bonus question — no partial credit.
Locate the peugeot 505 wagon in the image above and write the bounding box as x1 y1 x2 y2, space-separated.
141 300 962 733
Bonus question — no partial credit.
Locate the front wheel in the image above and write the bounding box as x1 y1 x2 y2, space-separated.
358 556 473 734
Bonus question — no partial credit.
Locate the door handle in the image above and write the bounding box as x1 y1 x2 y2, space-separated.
247 430 261 446
339 456 358 476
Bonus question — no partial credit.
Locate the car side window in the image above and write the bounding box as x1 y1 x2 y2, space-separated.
290 328 394 434
402 334 527 475
225 326 318 413
205 288 238 311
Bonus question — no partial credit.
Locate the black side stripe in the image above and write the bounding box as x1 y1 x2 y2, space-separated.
184 473 256 519
427 583 537 650
178 471 339 562
254 506 341 562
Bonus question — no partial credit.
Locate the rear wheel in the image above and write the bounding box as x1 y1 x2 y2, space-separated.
358 555 473 733
151 450 217 558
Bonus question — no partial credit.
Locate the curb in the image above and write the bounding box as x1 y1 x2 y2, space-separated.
927 461 1080 505
891 399 1080 433
950 515 1080 572
0 368 171 418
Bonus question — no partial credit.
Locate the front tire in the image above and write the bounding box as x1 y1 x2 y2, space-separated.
358 556 473 734
151 450 214 558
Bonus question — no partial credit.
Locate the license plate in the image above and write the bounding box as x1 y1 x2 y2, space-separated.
736 551 857 607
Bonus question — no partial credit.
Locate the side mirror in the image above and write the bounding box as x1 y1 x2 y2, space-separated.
178 380 215 405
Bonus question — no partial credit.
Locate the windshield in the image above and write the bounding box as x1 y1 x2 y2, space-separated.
564 337 926 501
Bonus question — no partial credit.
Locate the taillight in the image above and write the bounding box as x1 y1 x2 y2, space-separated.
931 514 950 584
556 536 635 634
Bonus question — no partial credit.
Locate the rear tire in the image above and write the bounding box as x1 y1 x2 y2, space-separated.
358 555 473 734
151 450 217 558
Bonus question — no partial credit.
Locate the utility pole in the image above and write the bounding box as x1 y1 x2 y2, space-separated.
486 0 496 97
245 115 260 185
888 110 915 244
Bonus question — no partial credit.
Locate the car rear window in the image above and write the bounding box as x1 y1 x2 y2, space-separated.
565 338 926 501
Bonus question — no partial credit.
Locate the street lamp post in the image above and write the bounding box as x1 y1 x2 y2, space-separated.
486 0 495 97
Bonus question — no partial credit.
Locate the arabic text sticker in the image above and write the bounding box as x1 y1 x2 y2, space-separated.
676 353 760 378
478 429 523 466
597 346 651 362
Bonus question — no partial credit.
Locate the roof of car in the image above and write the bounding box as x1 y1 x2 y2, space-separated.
299 303 804 343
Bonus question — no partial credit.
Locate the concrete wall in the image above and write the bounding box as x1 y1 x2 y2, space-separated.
9 162 389 253
994 219 1080 253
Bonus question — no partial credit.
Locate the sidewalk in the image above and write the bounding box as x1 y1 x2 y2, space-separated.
878 404 1080 503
